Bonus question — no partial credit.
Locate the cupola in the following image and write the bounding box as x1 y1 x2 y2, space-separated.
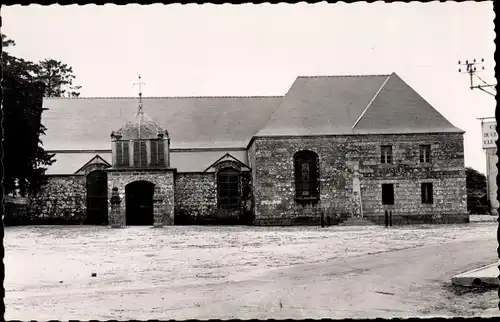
110 76 170 168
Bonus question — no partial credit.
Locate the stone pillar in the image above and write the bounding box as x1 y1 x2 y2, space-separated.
163 172 175 225
109 187 123 228
352 162 362 219
153 186 164 228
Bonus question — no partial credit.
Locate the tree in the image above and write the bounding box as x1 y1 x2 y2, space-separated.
3 70 55 195
1 33 79 195
2 34 81 98
465 167 488 214
36 58 81 97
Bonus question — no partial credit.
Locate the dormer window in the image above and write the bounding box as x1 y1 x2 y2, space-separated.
133 141 148 166
150 140 165 166
116 141 130 166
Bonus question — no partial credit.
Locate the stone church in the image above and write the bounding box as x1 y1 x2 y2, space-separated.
30 73 468 226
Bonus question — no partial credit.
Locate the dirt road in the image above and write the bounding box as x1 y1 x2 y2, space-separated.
6 226 497 320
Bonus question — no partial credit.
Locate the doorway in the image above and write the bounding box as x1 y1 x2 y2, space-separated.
125 181 155 226
86 170 108 225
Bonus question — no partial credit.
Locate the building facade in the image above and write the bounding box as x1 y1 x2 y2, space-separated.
26 73 469 226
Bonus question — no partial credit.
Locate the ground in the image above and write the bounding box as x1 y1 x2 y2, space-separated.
4 219 499 320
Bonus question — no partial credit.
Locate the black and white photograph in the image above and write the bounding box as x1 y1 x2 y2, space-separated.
2 1 497 319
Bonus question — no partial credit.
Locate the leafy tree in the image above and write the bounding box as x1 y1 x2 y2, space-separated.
2 34 39 81
1 34 76 195
465 167 489 214
36 58 81 97
3 70 55 195
2 34 81 98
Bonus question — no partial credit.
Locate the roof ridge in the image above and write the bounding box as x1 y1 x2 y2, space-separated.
44 95 284 100
352 74 392 129
297 73 393 79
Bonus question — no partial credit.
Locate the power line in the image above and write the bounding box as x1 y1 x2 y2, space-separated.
458 58 496 97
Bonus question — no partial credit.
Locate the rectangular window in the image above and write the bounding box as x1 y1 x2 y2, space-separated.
116 142 123 165
158 140 165 164
150 140 165 166
419 145 431 163
133 141 147 167
218 170 240 209
140 141 147 166
382 184 394 205
151 141 158 165
381 145 393 164
421 183 433 204
116 141 129 166
123 142 129 166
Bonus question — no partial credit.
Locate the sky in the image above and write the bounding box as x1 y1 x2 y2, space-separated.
2 2 496 174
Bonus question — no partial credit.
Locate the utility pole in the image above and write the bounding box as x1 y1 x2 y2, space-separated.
458 58 496 97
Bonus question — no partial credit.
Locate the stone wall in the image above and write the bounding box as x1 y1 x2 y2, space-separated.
106 169 175 227
25 175 87 225
249 133 468 225
174 171 254 225
249 136 353 225
174 173 217 222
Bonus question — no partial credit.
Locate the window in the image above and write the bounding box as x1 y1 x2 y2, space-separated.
382 184 394 205
419 145 431 163
150 140 165 166
133 141 148 167
421 183 433 204
381 145 393 164
116 141 129 166
217 168 240 209
294 150 319 199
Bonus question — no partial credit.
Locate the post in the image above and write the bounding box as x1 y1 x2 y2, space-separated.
389 210 393 227
385 210 389 227
109 187 122 228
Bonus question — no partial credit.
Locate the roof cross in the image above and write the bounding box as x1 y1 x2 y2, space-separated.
133 74 146 113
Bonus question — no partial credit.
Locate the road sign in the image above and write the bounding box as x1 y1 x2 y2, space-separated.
482 120 497 149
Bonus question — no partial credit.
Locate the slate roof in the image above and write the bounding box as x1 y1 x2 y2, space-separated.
46 152 113 175
41 96 282 150
255 73 463 136
46 150 248 174
41 72 463 175
352 73 463 134
114 108 165 140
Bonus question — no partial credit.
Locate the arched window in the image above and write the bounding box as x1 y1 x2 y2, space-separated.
217 168 240 209
294 150 319 200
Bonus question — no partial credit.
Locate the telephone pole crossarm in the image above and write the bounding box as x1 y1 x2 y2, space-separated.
458 58 496 96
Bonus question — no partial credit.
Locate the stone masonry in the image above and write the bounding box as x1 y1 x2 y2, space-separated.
28 175 87 224
174 170 254 224
106 169 175 227
249 133 468 225
174 173 217 220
